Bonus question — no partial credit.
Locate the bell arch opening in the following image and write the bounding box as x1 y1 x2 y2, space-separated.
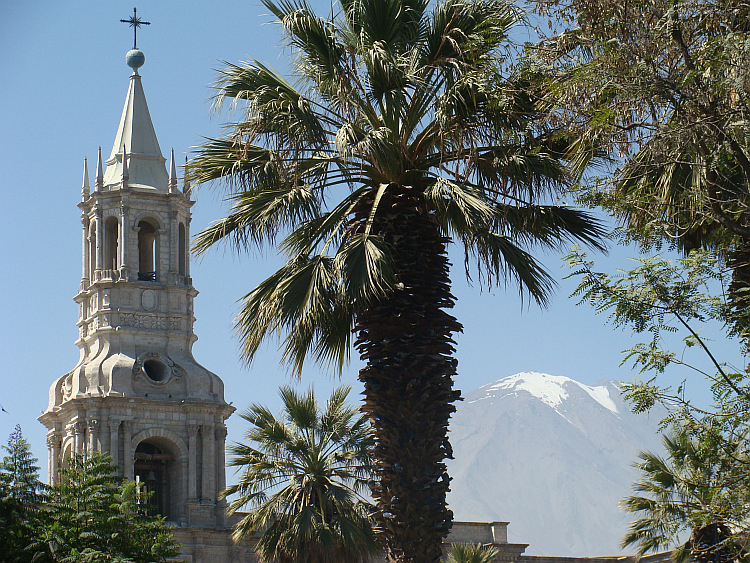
133 439 180 520
137 219 159 282
104 216 119 271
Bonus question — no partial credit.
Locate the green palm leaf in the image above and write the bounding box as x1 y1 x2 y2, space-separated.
224 386 378 563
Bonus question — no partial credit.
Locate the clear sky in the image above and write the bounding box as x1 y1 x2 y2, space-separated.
0 0 731 485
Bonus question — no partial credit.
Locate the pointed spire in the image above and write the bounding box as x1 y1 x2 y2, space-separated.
121 145 129 184
95 147 103 191
82 157 90 199
183 156 191 196
168 149 178 193
103 67 168 190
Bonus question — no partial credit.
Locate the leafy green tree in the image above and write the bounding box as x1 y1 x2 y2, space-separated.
224 385 378 563
622 426 749 563
30 451 178 563
565 247 750 425
0 425 46 561
530 0 750 344
565 248 750 559
444 543 499 563
190 1 606 560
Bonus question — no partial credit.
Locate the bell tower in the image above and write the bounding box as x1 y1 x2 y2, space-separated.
39 42 234 529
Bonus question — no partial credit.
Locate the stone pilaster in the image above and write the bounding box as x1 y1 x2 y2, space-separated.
122 420 133 479
47 433 61 484
201 423 215 503
187 423 199 502
109 420 119 468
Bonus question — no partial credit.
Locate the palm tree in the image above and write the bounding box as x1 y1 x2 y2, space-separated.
621 427 749 563
223 385 378 563
445 543 499 563
190 1 606 560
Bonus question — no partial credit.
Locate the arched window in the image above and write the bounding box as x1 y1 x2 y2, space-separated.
134 441 173 519
137 219 158 281
104 217 119 271
178 222 186 277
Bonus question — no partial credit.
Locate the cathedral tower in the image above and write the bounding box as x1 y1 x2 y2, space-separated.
39 45 234 529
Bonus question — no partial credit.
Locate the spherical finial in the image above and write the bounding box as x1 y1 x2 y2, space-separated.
125 48 145 70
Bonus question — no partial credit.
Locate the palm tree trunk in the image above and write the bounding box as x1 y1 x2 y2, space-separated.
690 522 734 563
727 243 750 350
354 186 463 563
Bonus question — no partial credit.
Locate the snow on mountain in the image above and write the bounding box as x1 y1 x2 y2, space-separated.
447 371 665 557
470 372 620 414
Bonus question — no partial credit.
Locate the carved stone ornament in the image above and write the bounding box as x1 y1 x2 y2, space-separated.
132 351 184 386
141 289 157 311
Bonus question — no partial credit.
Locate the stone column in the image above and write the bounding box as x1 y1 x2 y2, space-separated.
185 216 192 279
87 419 100 451
109 420 119 469
47 434 61 484
74 420 86 454
168 210 177 282
215 426 227 494
95 213 104 272
119 205 129 277
122 420 133 479
215 425 228 526
201 424 215 502
81 217 89 288
187 424 199 502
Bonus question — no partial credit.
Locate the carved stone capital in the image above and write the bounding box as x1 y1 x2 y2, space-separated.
74 421 86 435
214 426 228 441
46 434 62 449
87 419 99 433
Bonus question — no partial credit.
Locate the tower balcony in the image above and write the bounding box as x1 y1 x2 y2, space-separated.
92 269 122 283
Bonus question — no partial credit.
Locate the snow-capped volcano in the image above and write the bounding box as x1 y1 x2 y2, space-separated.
447 371 665 557
470 371 620 414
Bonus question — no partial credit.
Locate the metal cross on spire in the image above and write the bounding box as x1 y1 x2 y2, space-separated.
120 7 150 50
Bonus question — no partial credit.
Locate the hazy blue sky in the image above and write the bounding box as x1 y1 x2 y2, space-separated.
0 1 731 486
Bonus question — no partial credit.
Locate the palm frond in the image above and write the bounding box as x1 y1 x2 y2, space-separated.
224 386 378 561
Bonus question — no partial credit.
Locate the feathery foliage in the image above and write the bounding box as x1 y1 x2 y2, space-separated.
565 249 750 560
0 425 46 561
565 247 750 425
224 385 378 563
530 0 750 345
29 451 178 563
